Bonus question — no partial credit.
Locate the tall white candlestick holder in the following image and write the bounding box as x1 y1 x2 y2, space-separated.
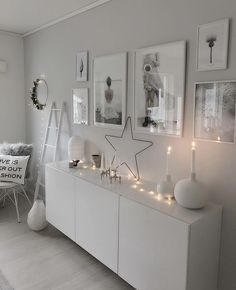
174 142 208 209
158 146 175 199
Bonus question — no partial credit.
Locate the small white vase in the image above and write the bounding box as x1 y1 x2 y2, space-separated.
174 173 207 209
27 200 48 231
158 174 175 199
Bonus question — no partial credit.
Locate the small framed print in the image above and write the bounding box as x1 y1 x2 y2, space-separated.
93 52 127 129
72 88 88 125
76 51 88 81
196 19 229 71
194 81 236 143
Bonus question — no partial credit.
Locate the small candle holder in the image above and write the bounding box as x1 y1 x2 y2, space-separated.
109 168 121 184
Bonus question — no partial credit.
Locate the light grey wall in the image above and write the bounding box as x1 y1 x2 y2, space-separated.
0 32 25 143
24 0 236 289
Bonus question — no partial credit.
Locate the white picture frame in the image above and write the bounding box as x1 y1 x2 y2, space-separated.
196 19 229 71
93 52 127 129
76 51 88 81
72 88 89 125
134 41 186 137
194 81 236 144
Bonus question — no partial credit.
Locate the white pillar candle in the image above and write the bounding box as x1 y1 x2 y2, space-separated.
100 152 104 171
191 142 196 173
166 146 172 175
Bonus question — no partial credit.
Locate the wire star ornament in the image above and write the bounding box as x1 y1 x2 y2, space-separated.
105 116 153 180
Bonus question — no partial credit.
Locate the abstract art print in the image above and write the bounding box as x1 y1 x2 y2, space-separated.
76 51 88 81
194 81 236 143
134 41 186 136
196 19 229 71
94 53 127 128
72 88 88 125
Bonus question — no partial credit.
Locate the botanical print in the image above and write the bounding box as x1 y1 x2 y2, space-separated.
72 88 88 125
94 53 127 128
76 51 88 81
197 19 229 71
194 81 236 143
135 41 186 136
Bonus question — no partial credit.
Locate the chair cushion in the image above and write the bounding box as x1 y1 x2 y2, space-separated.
0 143 33 178
0 155 30 185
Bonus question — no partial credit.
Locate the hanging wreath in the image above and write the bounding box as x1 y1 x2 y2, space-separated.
30 78 48 110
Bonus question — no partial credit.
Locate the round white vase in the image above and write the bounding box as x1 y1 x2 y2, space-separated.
174 173 207 209
27 200 48 231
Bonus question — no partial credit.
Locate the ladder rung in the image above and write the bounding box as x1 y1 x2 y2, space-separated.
39 182 45 187
48 126 59 130
45 144 56 148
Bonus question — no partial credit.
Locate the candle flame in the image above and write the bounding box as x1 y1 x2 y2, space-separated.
192 141 196 150
217 136 221 142
167 146 172 154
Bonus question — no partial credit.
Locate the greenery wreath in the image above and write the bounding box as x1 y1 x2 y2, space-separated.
30 78 48 110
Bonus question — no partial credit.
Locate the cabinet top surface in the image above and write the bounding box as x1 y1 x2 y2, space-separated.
47 161 222 225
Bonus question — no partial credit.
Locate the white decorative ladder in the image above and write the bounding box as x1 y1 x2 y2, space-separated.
34 102 64 201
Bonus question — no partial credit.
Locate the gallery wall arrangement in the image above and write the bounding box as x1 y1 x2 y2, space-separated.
60 17 230 210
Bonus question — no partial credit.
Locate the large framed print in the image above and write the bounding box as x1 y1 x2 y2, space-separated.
196 19 229 71
72 88 88 125
134 41 186 137
194 81 236 143
94 53 127 129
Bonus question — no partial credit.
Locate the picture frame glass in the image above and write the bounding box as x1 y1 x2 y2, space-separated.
194 81 236 143
72 88 88 125
134 41 186 136
94 53 127 128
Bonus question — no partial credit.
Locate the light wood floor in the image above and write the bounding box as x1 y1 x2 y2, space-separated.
0 196 134 290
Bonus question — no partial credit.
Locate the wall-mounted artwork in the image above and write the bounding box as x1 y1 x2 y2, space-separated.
194 81 236 143
94 53 127 128
76 51 88 81
72 88 88 125
196 19 229 71
134 41 186 136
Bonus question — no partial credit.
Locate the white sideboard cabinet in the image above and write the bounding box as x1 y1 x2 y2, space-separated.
45 162 222 290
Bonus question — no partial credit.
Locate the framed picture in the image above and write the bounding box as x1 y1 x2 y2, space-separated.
194 81 236 143
72 88 88 125
196 19 229 71
134 41 186 136
93 53 127 128
76 51 88 81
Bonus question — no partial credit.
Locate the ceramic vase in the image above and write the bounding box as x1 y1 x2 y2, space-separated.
174 173 207 209
27 200 48 231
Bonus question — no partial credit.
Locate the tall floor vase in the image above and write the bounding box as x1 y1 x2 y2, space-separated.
27 200 48 231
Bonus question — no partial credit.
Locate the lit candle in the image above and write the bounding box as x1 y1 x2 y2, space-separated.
217 136 221 142
191 142 196 174
166 146 172 175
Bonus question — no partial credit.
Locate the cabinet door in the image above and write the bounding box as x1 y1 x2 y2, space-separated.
75 179 119 273
45 166 76 241
119 197 189 290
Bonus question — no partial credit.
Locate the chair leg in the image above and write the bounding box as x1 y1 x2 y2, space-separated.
19 185 32 206
2 189 7 208
13 189 20 223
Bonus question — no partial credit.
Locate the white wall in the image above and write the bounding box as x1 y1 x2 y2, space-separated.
24 0 236 289
0 32 25 143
